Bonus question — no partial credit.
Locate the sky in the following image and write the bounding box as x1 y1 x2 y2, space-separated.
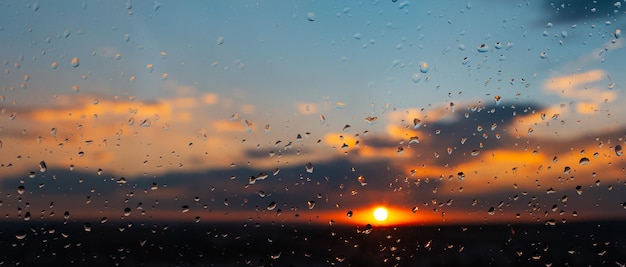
0 0 625 227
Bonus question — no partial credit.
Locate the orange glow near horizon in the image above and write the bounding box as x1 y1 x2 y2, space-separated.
326 205 437 227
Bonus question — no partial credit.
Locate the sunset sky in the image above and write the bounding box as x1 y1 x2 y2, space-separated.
1 0 625 227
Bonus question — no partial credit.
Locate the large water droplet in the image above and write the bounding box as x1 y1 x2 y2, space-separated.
615 145 623 156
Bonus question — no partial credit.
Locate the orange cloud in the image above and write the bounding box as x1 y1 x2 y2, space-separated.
202 93 219 105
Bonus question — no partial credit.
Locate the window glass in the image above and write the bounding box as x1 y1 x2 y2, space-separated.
1 1 625 265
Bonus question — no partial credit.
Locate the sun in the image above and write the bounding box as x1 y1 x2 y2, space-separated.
373 207 389 221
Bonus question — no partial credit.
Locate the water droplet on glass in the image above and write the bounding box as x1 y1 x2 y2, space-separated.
305 162 314 173
346 210 353 218
615 29 621 39
267 201 277 211
306 12 316 21
615 145 622 156
71 57 79 67
579 157 590 166
494 95 501 105
487 207 495 215
477 44 489 52
419 62 430 73
39 161 47 172
363 224 373 234
83 223 91 232
17 185 25 194
15 232 26 240
307 200 315 209
62 29 71 39
217 36 224 45
411 73 421 83
50 61 59 69
342 124 351 132
575 185 583 195
357 176 367 186
540 51 548 59
563 166 571 174
413 118 422 129
412 206 419 213
457 172 465 180
138 119 151 127
181 205 190 213
123 207 131 216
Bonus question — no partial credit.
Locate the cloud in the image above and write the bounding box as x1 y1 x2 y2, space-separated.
544 70 615 104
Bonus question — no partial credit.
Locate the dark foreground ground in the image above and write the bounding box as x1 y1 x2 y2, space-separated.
1 220 625 266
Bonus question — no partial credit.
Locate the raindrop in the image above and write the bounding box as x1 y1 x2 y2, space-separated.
419 62 430 73
139 119 151 127
615 29 621 39
305 162 314 173
615 145 622 156
347 210 353 218
307 200 315 209
306 12 316 21
123 207 131 216
181 205 190 213
342 124 351 132
358 176 367 186
411 73 421 83
217 36 224 45
413 118 422 129
267 201 277 211
62 29 71 39
461 57 469 65
457 172 465 180
15 232 26 240
71 57 80 67
563 166 571 174
477 44 489 52
39 160 47 172
575 185 583 195
412 206 419 213
487 207 495 215
578 157 590 166
494 41 503 49
539 51 548 59
50 61 59 69
494 95 501 105
363 224 373 234
83 223 91 232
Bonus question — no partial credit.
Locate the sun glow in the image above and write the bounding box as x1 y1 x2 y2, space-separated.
373 207 389 221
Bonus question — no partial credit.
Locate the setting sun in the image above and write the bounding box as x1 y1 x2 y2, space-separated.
373 207 389 221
